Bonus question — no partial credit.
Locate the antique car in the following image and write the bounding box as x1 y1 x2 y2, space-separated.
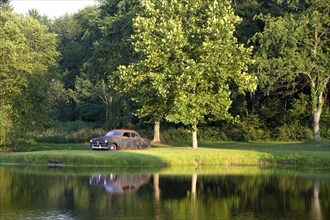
90 129 150 150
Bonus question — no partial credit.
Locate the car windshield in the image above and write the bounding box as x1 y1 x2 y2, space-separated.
105 131 122 137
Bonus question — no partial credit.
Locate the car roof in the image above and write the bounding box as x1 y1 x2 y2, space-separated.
109 129 138 133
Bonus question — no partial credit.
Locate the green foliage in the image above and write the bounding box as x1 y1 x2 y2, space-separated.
47 79 73 122
62 41 83 70
0 9 58 145
0 0 9 8
2 0 329 146
27 9 52 27
198 127 229 142
52 2 141 129
35 121 105 143
52 120 96 133
119 0 257 148
321 128 330 140
234 0 283 44
287 93 311 125
29 120 152 144
275 123 314 141
320 109 330 140
252 0 330 140
239 115 272 141
160 128 191 143
50 14 81 53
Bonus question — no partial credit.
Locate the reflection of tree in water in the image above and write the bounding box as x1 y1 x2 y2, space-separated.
155 174 328 219
89 174 150 194
0 167 329 220
311 181 322 220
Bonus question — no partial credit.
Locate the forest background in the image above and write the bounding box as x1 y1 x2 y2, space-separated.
0 0 329 148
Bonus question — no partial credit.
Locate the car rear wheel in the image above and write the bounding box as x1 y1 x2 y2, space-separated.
109 143 117 151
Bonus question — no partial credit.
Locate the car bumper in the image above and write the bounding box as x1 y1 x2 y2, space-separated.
91 144 109 150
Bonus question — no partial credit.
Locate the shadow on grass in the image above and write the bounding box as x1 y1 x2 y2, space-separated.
152 140 330 167
162 140 330 152
0 149 168 169
1 140 329 168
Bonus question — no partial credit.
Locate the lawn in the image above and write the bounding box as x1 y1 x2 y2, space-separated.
0 141 329 168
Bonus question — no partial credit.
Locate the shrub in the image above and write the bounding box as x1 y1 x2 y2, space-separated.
161 127 191 143
52 121 97 133
237 115 271 141
198 126 229 142
321 109 330 140
34 121 105 143
321 127 330 140
67 128 105 143
35 128 106 143
275 123 313 141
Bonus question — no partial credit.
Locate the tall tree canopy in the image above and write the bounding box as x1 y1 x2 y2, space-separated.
119 0 257 148
0 9 58 145
253 0 330 140
69 1 141 129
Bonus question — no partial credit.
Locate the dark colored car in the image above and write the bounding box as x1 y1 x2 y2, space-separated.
90 129 150 150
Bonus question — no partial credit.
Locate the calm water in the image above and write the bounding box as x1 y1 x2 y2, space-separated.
0 166 329 220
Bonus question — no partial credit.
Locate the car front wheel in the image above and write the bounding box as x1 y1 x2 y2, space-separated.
108 143 117 151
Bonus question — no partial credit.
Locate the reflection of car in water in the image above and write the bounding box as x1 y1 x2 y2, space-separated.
89 174 150 194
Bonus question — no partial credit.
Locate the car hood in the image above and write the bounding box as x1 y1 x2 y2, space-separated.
91 136 114 142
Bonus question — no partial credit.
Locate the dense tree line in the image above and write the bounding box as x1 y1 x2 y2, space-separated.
0 0 329 147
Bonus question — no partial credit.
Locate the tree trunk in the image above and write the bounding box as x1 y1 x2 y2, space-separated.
313 107 322 141
312 91 323 141
105 101 109 130
104 96 113 130
108 96 113 129
152 121 161 143
310 77 325 141
192 122 198 149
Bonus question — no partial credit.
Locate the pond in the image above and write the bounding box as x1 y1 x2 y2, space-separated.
0 165 329 220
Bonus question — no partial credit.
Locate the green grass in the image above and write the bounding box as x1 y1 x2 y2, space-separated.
0 141 329 168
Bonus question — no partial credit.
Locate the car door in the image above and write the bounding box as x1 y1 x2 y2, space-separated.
120 132 131 148
131 132 142 148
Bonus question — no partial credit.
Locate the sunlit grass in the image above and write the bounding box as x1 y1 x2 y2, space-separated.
0 141 329 168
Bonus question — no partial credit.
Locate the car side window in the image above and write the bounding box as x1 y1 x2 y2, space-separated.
133 132 140 138
123 132 130 137
131 132 139 138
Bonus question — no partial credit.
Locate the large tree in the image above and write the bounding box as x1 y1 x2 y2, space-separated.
252 0 330 140
64 1 142 129
0 9 58 145
119 0 257 148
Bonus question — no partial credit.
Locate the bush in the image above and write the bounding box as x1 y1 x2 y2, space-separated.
321 127 330 140
52 121 97 133
321 109 330 140
275 123 313 141
35 128 106 143
33 121 106 143
67 128 106 143
161 127 191 143
237 115 271 141
198 127 229 142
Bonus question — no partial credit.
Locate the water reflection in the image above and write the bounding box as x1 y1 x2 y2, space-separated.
312 181 322 220
0 166 329 220
89 174 150 194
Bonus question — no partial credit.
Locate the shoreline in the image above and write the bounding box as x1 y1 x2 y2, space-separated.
0 141 329 168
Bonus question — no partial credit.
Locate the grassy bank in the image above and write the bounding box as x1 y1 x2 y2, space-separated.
0 141 329 168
